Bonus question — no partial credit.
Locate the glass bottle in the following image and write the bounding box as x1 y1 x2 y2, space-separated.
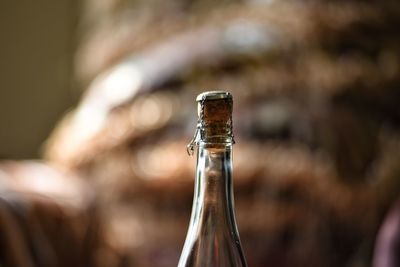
178 91 247 267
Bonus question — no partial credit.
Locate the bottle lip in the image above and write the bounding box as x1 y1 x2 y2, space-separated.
196 91 232 102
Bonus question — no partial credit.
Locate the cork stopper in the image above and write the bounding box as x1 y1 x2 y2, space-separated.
196 91 232 121
187 91 234 155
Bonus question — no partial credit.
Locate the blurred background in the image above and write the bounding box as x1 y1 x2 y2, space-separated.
0 1 80 159
1 1 400 267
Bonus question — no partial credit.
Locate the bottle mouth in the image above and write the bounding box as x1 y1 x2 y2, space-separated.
187 91 235 155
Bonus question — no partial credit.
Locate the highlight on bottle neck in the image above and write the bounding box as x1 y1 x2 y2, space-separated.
187 91 235 155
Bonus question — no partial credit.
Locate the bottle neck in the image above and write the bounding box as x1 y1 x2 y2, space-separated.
178 142 247 267
194 142 234 222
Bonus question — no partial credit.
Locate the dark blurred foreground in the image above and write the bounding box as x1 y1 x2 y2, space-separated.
1 0 400 267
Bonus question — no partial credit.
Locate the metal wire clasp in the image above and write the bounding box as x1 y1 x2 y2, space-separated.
187 121 201 156
187 95 206 156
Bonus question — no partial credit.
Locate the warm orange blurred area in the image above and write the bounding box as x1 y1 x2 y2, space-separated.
1 0 400 267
